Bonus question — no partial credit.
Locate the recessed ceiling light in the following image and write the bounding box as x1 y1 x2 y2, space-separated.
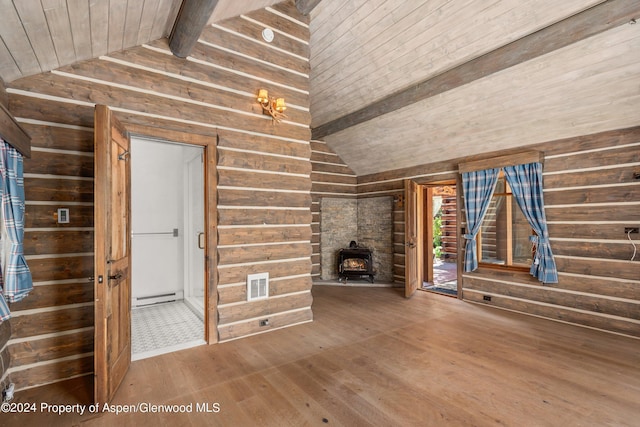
262 28 274 43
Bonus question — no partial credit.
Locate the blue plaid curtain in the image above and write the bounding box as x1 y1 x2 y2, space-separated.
0 139 32 322
462 168 500 272
503 162 558 283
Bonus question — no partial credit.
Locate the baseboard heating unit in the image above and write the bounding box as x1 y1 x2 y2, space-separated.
132 290 184 308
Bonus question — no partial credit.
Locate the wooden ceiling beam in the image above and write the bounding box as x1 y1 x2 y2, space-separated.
0 79 30 157
295 0 322 16
311 0 640 140
169 0 219 58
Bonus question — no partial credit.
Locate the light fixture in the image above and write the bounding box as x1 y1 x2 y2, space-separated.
257 89 287 122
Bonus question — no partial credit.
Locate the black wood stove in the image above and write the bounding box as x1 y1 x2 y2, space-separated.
338 242 375 283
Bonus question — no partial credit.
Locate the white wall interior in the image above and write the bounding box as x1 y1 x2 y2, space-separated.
130 137 204 303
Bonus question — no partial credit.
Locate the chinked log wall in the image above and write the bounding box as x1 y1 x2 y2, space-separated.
310 140 357 278
357 126 640 338
5 0 312 391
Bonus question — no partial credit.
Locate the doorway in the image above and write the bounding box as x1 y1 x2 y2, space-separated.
129 137 206 360
421 182 459 296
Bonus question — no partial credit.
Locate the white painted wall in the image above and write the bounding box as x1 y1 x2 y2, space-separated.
131 138 185 299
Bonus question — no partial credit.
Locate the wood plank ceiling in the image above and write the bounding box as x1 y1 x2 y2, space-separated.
0 0 283 83
1 0 638 177
309 0 640 176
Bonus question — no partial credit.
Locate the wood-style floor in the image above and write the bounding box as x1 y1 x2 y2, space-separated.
5 285 640 426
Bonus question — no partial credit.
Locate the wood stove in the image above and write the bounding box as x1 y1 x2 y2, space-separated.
338 244 375 283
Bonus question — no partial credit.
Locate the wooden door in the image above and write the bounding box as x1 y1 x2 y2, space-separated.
405 179 423 298
94 105 131 404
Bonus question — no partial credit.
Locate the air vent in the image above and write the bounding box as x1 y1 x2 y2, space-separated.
247 272 269 301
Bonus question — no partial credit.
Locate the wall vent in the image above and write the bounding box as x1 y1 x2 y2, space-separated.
247 272 269 301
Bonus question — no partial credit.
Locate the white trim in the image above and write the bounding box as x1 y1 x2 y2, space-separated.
32 278 91 287
219 306 310 328
544 182 639 192
218 185 310 194
311 191 356 196
218 224 309 229
51 69 309 128
311 160 350 167
218 256 309 269
463 289 640 323
554 254 638 264
217 273 311 289
7 88 93 106
9 84 310 146
198 39 309 78
544 141 640 159
312 181 357 187
550 237 639 243
143 44 309 94
266 6 309 28
217 165 309 178
9 302 93 317
24 227 93 232
7 327 93 345
30 146 94 157
548 221 640 225
13 373 93 393
544 162 640 176
357 170 456 187
464 298 640 339
219 319 313 343
15 117 93 131
546 201 640 208
558 271 639 284
25 252 93 260
24 173 94 181
217 205 309 210
357 189 401 197
218 240 310 249
311 170 357 178
218 145 309 161
25 201 93 207
212 24 308 62
461 275 640 303
220 289 310 308
8 353 94 373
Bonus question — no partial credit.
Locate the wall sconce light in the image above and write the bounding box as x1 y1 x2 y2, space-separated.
257 89 286 122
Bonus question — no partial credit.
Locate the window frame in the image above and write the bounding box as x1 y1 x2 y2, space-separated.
476 172 534 271
458 150 544 273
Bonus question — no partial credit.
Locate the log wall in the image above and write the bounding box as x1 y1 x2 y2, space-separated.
310 139 357 278
5 0 312 391
357 126 640 337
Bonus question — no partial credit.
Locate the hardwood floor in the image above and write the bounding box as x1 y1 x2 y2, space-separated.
4 285 639 426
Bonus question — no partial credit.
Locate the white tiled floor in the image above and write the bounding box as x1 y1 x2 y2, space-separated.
131 300 205 361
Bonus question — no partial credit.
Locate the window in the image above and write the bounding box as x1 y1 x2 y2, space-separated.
477 172 534 268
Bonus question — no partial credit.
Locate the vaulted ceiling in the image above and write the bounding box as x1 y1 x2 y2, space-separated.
309 0 640 176
1 0 639 176
0 0 282 83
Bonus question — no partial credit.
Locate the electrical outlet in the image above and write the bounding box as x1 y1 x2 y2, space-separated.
259 319 269 327
624 227 639 234
483 295 492 302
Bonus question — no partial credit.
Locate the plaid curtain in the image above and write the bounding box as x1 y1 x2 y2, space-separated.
0 139 32 322
462 168 500 272
503 162 558 283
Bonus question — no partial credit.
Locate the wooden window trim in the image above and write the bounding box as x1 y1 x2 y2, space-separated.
458 150 543 174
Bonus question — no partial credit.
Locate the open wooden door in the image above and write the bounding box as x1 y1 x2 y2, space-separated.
94 105 131 404
405 179 423 298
